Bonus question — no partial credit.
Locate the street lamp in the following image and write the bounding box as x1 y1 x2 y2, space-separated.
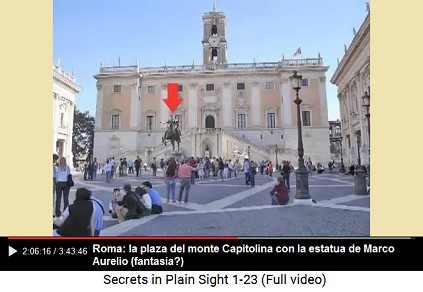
362 91 370 148
339 136 345 173
275 145 279 171
362 91 370 183
247 145 251 159
290 71 310 200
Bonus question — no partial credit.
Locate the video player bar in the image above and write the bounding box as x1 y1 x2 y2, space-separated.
1 237 420 271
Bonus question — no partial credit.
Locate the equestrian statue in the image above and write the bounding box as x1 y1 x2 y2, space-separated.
161 115 181 151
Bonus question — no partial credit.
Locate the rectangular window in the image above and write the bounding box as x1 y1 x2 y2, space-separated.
267 113 276 128
147 86 155 94
146 116 154 131
301 78 309 87
178 84 183 92
265 82 275 90
112 115 119 130
237 114 246 129
302 111 311 126
113 85 121 93
206 83 214 91
175 114 183 130
237 82 246 90
60 113 64 128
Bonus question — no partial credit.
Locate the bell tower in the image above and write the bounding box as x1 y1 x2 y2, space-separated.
202 2 227 65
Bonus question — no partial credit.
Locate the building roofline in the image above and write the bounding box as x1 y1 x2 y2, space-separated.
330 13 370 85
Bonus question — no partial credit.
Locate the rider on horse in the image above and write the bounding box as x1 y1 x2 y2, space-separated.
161 115 181 144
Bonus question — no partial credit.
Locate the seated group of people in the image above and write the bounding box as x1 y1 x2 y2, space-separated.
109 181 163 223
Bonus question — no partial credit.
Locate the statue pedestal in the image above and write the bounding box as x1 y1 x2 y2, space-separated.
167 150 184 162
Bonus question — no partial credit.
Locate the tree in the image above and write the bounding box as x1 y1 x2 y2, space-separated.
72 107 95 165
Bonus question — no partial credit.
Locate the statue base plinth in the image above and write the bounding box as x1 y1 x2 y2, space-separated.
167 150 184 162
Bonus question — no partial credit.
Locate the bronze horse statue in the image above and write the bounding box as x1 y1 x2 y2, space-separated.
162 124 181 151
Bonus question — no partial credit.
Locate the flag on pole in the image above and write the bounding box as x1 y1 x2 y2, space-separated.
293 47 302 57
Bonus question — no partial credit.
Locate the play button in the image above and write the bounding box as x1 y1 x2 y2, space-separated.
9 246 17 257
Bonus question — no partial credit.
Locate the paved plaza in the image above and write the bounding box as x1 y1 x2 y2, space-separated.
63 169 370 236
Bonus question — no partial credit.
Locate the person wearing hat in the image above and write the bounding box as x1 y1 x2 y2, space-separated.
270 177 289 205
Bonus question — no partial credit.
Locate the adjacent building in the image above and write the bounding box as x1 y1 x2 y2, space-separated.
330 8 370 166
93 5 331 165
53 60 81 167
329 120 342 161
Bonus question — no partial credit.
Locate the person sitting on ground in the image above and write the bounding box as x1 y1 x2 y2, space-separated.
269 177 289 206
90 193 105 236
141 181 163 214
115 184 143 222
109 187 124 219
134 187 152 217
53 187 95 236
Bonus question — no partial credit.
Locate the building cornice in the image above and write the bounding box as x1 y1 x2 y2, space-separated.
330 13 370 85
53 65 81 93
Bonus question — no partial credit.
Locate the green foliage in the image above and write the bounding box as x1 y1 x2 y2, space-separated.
72 107 95 163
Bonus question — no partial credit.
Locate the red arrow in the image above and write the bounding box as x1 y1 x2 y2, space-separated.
163 83 183 112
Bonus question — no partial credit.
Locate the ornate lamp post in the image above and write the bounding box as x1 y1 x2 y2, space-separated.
339 136 345 173
275 144 279 171
247 145 250 159
290 71 310 200
362 91 370 183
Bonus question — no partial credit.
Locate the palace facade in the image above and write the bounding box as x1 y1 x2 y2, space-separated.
93 6 331 165
53 60 81 166
330 8 370 166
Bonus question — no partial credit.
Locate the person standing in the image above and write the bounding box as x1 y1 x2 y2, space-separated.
281 161 291 191
165 158 178 203
128 159 134 174
104 159 112 183
243 158 251 185
177 159 197 205
53 154 59 217
249 160 257 187
134 156 141 177
92 158 98 180
151 159 157 176
54 157 72 218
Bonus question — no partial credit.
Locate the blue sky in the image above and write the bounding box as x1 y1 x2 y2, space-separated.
53 0 369 121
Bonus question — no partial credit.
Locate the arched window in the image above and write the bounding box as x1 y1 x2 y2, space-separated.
211 24 217 35
211 48 218 62
205 115 215 128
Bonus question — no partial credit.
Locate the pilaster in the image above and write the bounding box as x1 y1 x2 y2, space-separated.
222 82 231 127
281 79 292 126
189 83 198 128
251 81 261 127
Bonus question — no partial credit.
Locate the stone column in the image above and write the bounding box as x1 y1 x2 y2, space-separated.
222 82 232 127
189 83 198 128
95 83 103 130
281 79 292 127
160 84 169 129
67 101 75 167
53 93 58 154
251 81 261 127
130 80 140 129
319 76 329 126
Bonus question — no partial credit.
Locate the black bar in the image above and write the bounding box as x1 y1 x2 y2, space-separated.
1 237 421 271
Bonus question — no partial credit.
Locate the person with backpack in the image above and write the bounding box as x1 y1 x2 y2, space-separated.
165 158 178 203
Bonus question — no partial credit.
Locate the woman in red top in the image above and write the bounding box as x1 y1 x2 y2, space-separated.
270 177 289 205
268 161 273 177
